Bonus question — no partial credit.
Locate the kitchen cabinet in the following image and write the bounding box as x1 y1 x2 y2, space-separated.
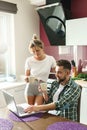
75 80 87 125
80 87 87 125
66 18 87 45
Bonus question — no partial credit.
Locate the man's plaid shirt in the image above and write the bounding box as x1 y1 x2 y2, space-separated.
46 78 81 121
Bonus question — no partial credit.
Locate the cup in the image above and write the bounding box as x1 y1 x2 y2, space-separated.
40 82 47 91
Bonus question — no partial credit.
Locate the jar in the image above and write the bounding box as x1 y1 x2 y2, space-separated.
72 67 77 78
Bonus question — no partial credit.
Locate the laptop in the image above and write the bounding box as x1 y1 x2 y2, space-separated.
2 90 39 117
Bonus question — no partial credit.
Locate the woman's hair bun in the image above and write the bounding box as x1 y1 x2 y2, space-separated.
32 34 38 40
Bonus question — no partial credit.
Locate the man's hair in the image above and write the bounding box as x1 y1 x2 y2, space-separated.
56 59 71 70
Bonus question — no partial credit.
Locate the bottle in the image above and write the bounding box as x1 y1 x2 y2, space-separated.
71 60 77 78
78 59 83 74
72 66 77 78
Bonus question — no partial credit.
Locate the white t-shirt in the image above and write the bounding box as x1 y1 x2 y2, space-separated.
53 84 64 102
25 55 56 82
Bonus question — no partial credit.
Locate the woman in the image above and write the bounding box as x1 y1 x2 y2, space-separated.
24 34 56 105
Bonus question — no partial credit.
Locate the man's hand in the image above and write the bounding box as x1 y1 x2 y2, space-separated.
24 105 39 113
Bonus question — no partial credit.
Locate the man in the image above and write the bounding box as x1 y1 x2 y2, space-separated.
24 59 81 121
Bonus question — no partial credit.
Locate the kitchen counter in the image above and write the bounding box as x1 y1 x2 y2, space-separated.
75 80 87 88
0 81 26 90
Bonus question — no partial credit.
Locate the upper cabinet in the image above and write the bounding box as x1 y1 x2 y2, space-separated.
66 0 87 45
66 18 87 45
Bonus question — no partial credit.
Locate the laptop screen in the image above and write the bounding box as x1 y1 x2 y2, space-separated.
2 90 18 114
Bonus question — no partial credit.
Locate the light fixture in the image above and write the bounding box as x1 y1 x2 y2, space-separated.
28 0 46 6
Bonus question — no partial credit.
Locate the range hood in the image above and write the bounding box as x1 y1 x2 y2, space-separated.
36 2 66 45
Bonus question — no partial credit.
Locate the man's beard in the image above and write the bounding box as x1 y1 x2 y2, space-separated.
58 77 66 84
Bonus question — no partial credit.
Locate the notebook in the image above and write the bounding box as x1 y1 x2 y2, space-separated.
2 90 38 117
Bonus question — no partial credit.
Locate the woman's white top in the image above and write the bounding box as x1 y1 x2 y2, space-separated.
25 55 56 82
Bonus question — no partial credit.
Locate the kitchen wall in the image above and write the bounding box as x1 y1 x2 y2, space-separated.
1 0 39 79
71 0 87 18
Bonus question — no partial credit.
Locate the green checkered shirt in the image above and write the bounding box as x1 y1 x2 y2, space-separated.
46 78 81 121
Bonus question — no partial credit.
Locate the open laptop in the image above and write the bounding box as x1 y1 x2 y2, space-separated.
2 90 39 117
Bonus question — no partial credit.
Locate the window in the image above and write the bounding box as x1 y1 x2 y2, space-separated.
0 12 15 81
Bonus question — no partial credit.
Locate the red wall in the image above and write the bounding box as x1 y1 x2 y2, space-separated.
71 0 87 18
40 21 59 60
40 22 50 46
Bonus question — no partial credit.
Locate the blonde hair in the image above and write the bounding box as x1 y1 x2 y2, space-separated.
29 34 44 53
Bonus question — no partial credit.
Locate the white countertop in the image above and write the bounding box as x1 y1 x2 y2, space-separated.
75 80 87 88
0 81 26 90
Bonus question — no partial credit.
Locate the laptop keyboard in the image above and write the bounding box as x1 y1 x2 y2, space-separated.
17 106 25 114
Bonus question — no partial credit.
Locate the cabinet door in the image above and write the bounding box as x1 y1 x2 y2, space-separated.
80 88 87 125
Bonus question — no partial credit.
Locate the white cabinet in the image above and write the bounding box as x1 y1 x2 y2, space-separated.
80 87 87 125
66 18 87 45
0 81 26 108
75 80 87 125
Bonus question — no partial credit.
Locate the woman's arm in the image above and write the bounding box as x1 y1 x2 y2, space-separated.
25 69 30 82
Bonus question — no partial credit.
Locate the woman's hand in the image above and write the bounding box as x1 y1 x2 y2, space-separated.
25 77 29 82
25 69 30 82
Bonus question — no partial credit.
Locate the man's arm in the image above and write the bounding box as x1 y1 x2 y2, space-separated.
24 102 56 113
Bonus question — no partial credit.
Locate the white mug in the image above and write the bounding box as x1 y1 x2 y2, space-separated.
40 82 47 91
